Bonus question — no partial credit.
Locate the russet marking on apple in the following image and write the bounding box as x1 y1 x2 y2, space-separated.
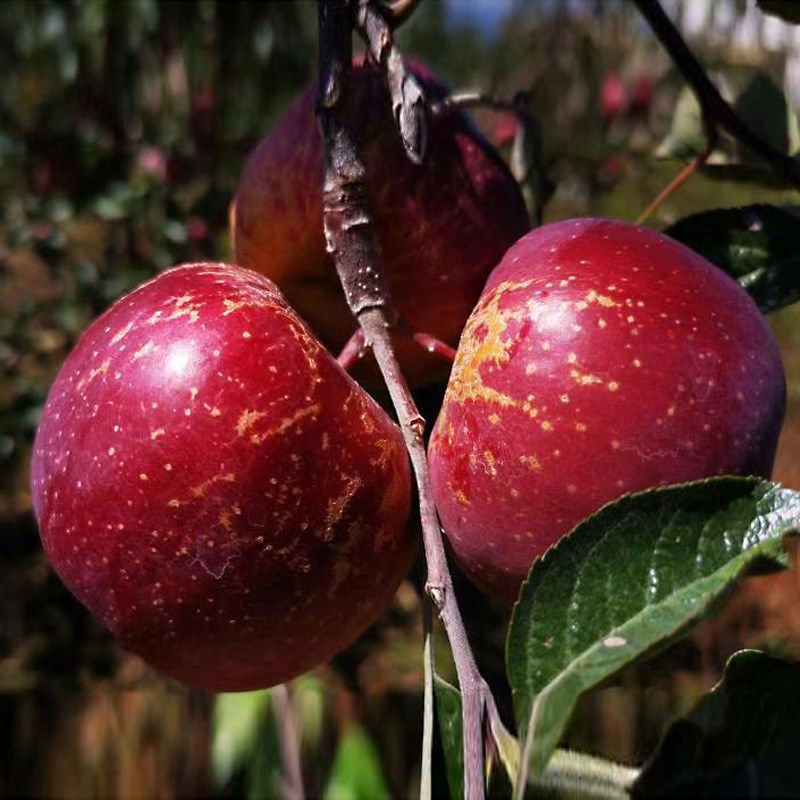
429 218 786 608
32 262 416 691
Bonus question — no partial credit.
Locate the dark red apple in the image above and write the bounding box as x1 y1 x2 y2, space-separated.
628 74 654 118
428 219 786 608
31 263 414 691
229 60 530 386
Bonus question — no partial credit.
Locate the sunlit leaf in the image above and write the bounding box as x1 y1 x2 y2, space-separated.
211 689 271 787
323 724 390 800
507 478 800 776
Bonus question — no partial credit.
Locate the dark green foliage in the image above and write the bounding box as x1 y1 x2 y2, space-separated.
635 650 800 797
665 204 800 313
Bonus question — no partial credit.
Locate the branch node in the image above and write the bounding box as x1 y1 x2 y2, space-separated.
426 584 446 611
356 0 427 163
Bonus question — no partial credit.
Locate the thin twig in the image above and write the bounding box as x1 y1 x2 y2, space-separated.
434 90 530 115
316 2 501 798
635 133 716 224
336 322 456 372
433 91 552 225
336 328 367 371
633 0 800 187
272 684 305 800
363 305 492 799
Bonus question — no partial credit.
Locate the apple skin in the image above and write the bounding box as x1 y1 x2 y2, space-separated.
30 263 414 691
230 60 530 386
428 219 786 608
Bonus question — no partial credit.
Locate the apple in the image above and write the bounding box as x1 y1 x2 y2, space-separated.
428 219 786 608
600 73 627 123
30 263 414 691
229 60 530 386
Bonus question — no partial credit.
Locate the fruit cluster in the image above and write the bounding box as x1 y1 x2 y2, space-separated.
31 61 786 690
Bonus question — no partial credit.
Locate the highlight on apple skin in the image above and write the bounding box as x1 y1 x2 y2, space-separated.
31 263 415 692
428 218 787 608
230 59 530 386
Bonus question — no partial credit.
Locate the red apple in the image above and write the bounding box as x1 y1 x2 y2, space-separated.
428 219 786 608
31 263 414 691
230 60 530 386
601 73 627 122
629 74 654 118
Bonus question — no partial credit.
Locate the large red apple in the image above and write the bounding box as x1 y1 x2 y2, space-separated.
229 60 530 386
428 219 786 608
31 263 414 691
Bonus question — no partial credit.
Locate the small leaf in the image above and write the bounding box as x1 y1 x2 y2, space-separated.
212 689 271 788
635 650 800 797
434 675 464 800
655 74 800 187
510 107 553 227
664 204 800 313
655 84 710 161
733 73 790 164
757 0 800 24
507 478 800 777
323 724 390 800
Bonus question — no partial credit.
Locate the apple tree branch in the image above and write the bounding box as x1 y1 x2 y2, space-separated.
316 1 506 798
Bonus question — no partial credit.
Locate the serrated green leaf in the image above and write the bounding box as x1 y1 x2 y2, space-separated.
323 724 390 800
211 689 271 787
758 0 800 23
635 650 800 797
507 478 800 777
664 204 800 313
434 674 464 800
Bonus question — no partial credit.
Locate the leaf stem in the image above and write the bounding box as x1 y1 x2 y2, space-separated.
635 134 715 225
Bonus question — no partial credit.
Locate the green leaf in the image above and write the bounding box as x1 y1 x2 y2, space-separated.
211 689 271 787
655 84 709 161
733 73 790 164
507 478 800 777
655 74 800 187
323 724 390 800
664 204 800 313
635 650 800 797
757 0 800 24
434 674 465 800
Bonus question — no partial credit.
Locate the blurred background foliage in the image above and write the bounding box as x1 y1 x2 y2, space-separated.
1 0 799 797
